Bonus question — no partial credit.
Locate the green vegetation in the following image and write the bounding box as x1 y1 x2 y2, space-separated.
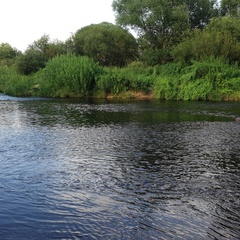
0 0 240 101
154 57 240 101
72 22 138 67
39 54 101 97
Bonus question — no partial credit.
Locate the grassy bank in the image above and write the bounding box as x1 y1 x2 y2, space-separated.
0 55 240 101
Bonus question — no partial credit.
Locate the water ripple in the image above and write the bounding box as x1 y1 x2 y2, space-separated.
0 96 240 239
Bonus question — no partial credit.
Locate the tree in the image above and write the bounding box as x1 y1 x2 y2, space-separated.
172 17 240 63
16 35 67 75
112 0 219 64
112 0 190 64
16 48 46 75
28 34 67 60
72 22 138 67
0 43 19 66
186 0 219 29
221 0 240 16
0 43 18 59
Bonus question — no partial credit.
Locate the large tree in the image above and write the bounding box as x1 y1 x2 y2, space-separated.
72 22 138 67
112 0 218 64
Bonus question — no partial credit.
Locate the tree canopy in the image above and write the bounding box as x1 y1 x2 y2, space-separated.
72 22 138 67
16 35 67 75
172 16 240 63
221 0 240 16
0 43 19 66
112 0 219 64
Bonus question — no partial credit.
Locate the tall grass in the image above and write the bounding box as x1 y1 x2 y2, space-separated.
0 66 34 96
96 61 156 96
154 57 240 100
39 54 102 97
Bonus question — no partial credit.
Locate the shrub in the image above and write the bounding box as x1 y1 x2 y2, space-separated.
154 58 240 101
0 66 34 96
172 17 240 64
40 54 102 97
96 65 156 95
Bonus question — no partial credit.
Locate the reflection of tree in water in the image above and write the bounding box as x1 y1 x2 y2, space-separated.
19 99 234 128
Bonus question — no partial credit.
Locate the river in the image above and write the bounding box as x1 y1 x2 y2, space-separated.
0 93 239 239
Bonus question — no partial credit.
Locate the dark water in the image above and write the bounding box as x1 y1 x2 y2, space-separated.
0 93 239 239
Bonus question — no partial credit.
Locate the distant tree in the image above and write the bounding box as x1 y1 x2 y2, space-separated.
65 34 75 54
16 48 46 75
28 34 67 60
0 43 18 59
17 35 67 75
73 22 138 67
0 43 19 66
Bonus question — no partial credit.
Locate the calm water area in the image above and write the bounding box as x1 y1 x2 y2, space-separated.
0 93 239 239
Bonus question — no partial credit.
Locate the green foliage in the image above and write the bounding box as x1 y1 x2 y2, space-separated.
16 49 46 75
221 0 240 16
153 63 184 99
186 0 219 29
0 65 34 96
3 75 33 96
16 35 67 75
0 66 12 91
40 54 101 97
0 43 18 60
113 0 218 64
96 63 156 95
154 58 240 100
172 17 240 64
154 76 180 100
0 43 20 67
73 22 138 67
29 35 67 59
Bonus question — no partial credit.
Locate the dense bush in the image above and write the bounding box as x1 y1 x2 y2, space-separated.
96 63 156 95
73 22 138 67
154 57 240 100
39 54 102 97
172 17 240 64
0 66 34 96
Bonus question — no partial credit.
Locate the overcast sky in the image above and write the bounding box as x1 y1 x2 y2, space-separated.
0 0 115 51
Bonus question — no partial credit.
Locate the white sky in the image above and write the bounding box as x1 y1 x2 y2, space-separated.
0 0 116 51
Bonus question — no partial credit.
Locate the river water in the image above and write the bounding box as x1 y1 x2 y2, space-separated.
0 93 239 239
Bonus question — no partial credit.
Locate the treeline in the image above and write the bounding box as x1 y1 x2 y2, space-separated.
0 0 240 100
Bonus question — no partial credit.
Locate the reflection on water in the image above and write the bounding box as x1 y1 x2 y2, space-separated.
0 94 239 239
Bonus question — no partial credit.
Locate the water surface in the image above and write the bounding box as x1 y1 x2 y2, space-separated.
0 93 239 239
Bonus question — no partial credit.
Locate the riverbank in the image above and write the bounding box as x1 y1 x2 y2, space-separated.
0 56 240 101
